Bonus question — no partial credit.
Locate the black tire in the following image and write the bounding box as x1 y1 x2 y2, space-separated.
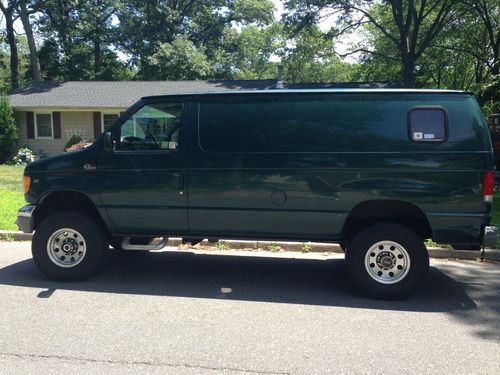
345 223 429 300
32 211 106 281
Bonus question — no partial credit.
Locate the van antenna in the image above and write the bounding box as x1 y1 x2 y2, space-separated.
276 64 284 89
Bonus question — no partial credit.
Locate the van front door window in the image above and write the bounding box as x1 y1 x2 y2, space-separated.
118 103 182 151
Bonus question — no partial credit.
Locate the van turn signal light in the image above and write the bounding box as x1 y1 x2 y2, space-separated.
23 175 31 194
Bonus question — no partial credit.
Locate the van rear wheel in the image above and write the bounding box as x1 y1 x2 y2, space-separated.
32 211 106 281
345 223 429 299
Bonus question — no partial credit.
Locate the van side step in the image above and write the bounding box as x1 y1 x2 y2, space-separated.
121 237 168 251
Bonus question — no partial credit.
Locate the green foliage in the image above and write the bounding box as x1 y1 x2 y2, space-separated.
11 147 34 166
0 233 15 241
213 24 282 79
267 242 281 252
301 243 311 253
0 0 497 96
280 26 354 83
214 241 230 250
477 76 500 116
149 37 211 80
0 94 17 163
64 134 83 150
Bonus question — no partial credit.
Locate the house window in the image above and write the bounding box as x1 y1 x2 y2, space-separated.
102 113 120 133
35 113 53 139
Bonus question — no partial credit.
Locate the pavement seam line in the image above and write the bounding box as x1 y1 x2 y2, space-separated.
0 351 290 375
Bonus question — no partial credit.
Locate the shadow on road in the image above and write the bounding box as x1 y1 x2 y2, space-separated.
0 250 476 314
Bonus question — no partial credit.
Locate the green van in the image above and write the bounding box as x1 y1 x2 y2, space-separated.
17 89 498 299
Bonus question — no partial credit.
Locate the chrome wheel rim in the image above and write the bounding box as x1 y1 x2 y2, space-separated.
47 228 86 268
364 241 410 284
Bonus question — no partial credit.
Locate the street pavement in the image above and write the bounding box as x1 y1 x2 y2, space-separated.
0 241 499 374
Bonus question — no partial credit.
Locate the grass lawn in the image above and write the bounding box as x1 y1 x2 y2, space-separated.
0 165 26 231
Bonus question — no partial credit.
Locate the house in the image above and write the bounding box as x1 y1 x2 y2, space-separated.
9 79 400 156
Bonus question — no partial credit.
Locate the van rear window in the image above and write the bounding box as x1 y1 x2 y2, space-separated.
408 107 447 142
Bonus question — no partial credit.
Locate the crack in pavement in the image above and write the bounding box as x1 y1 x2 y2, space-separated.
0 351 290 374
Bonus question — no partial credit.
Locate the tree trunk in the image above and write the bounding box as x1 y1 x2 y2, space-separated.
4 7 19 88
401 50 416 88
492 45 499 76
18 0 42 82
94 37 102 79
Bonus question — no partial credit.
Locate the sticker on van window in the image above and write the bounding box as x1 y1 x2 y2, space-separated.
413 132 423 140
160 141 178 150
424 133 435 139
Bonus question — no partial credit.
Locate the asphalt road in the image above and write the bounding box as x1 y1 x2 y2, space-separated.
0 241 499 374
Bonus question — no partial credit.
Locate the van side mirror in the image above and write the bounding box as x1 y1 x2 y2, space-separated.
103 131 115 152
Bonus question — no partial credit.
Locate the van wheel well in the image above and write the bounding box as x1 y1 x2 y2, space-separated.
341 200 432 244
34 191 107 234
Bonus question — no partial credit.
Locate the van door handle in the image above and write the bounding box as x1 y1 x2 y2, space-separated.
173 173 184 191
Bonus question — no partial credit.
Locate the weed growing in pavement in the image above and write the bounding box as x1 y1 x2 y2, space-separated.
215 241 230 250
268 243 281 252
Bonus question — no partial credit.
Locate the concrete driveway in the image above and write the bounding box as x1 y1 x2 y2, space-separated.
0 241 499 374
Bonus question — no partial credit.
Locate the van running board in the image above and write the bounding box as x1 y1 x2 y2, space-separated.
121 237 168 251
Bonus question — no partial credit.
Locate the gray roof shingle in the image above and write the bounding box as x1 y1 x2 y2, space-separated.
8 80 401 109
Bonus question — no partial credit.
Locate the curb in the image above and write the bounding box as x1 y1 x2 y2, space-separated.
1 230 499 261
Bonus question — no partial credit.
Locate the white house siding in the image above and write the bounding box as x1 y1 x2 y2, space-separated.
16 111 96 156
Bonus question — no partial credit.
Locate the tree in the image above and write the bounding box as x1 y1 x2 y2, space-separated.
78 0 119 79
285 0 458 87
148 37 211 80
461 0 499 76
37 0 81 79
0 0 19 88
0 93 18 163
18 0 41 81
212 24 282 79
279 26 354 83
116 0 274 79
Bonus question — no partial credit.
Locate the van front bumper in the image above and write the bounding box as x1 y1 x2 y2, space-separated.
483 225 498 248
16 205 35 233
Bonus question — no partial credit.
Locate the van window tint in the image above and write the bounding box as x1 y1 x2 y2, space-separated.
198 95 402 153
409 108 447 142
118 103 182 151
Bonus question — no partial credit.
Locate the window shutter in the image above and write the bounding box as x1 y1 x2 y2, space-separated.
53 112 61 139
27 112 34 139
93 111 102 138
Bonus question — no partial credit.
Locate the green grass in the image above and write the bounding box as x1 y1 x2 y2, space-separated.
0 165 25 231
491 192 500 227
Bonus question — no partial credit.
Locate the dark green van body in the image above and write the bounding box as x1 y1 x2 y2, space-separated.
20 89 495 247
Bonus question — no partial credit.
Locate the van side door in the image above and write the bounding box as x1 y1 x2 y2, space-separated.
98 98 189 235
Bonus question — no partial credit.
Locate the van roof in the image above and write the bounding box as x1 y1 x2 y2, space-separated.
141 88 472 100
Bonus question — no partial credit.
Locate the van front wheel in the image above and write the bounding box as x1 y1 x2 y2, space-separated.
345 223 429 299
32 211 106 281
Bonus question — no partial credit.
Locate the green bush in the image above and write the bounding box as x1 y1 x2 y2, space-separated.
0 94 18 163
64 134 83 150
11 147 35 166
10 146 46 166
477 75 500 116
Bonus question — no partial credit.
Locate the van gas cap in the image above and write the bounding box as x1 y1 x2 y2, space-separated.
271 190 287 206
